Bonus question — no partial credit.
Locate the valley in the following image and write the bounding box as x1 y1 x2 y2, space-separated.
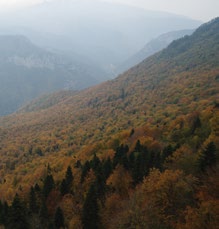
0 17 218 229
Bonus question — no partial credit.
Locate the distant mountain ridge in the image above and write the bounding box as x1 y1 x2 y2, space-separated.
0 0 201 74
0 35 106 116
117 29 194 73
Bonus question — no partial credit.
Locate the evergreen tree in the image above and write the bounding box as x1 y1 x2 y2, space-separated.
134 140 142 152
34 183 41 192
8 194 28 229
0 201 5 225
60 179 68 196
81 161 91 183
54 207 64 229
29 186 38 214
39 201 48 227
161 145 174 163
113 144 129 167
199 142 217 172
60 166 74 195
1 201 9 226
43 174 55 198
102 157 113 181
82 183 100 229
131 145 150 185
94 169 106 202
90 154 101 172
65 166 73 190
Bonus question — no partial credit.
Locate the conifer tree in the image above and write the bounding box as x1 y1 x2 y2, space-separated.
8 194 28 229
199 142 217 172
81 161 91 183
65 166 73 190
29 186 38 214
54 207 64 229
102 157 113 181
60 179 68 196
82 183 100 229
43 174 55 198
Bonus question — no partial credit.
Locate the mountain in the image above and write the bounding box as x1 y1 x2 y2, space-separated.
117 29 194 73
0 0 201 74
0 35 106 116
0 18 218 228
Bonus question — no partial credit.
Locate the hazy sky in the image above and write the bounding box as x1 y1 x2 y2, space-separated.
0 0 218 21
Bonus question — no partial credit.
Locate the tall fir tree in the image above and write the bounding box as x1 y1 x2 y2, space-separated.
199 142 217 172
8 194 28 229
82 183 100 229
29 186 38 214
54 207 64 229
65 166 73 190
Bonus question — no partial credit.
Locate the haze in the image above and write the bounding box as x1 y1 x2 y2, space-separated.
0 0 217 115
0 0 218 21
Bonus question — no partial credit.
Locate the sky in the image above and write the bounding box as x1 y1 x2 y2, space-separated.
0 0 218 22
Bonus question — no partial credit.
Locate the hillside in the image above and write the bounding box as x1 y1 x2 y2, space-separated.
0 18 218 228
117 29 194 73
0 35 106 116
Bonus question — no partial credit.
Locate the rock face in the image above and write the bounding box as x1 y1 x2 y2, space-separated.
0 35 105 116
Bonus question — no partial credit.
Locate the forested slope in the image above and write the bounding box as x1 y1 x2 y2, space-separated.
0 18 218 229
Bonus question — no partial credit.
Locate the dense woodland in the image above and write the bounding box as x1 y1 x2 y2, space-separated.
0 18 219 228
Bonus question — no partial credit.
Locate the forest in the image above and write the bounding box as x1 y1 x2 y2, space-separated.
0 18 218 229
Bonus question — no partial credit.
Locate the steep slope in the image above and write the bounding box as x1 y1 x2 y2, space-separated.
0 35 105 116
117 29 194 73
0 18 218 228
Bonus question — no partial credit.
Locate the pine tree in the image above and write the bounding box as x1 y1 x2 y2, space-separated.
54 207 64 229
199 142 217 172
8 194 28 229
90 154 101 172
81 161 91 183
65 166 73 190
0 201 4 225
39 200 49 229
161 145 174 163
29 186 38 214
102 157 113 181
60 179 68 196
82 183 100 229
43 174 55 198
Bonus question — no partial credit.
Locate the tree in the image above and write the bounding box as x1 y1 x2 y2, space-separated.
29 186 38 214
102 157 113 181
199 142 217 172
54 207 64 229
113 144 129 167
60 179 68 196
82 183 100 229
0 201 8 226
81 161 91 183
65 166 73 190
43 174 55 198
8 194 28 229
90 154 101 172
161 145 174 163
